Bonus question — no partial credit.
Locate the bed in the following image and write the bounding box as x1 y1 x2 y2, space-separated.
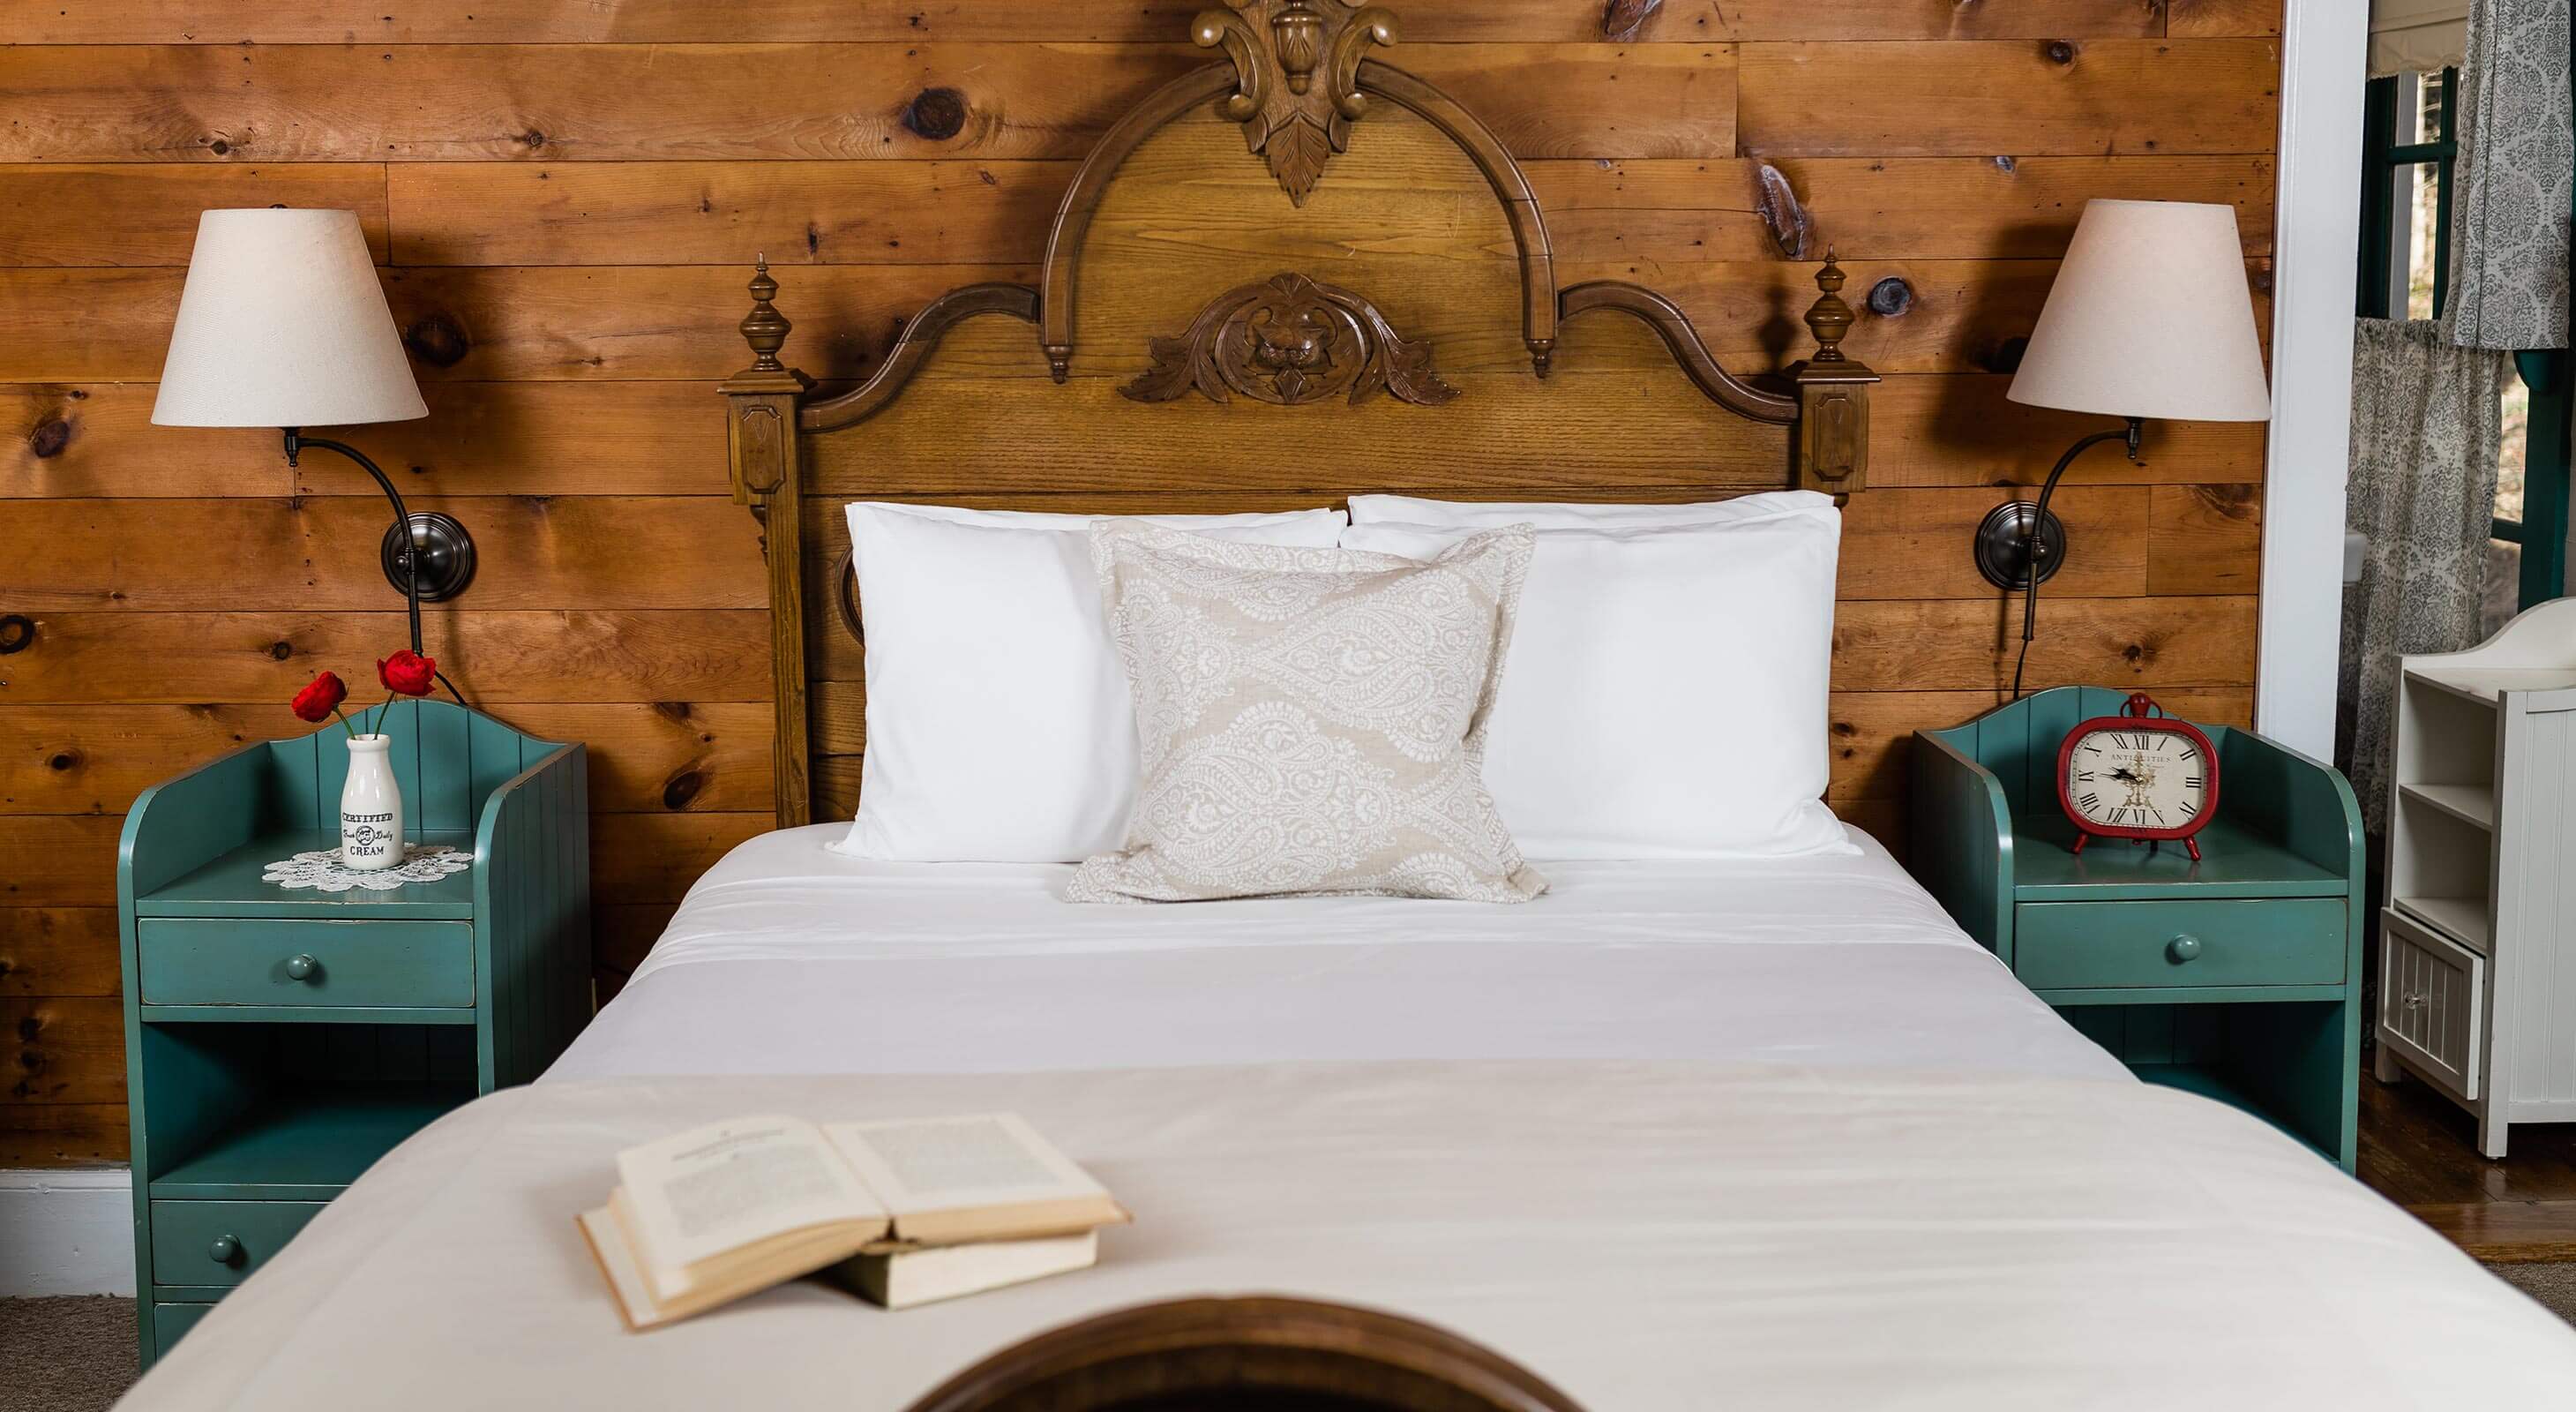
114 6 2576 1405
122 826 2576 1407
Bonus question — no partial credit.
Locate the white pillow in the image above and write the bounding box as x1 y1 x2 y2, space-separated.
1339 510 1853 860
836 502 1347 861
1348 490 1835 530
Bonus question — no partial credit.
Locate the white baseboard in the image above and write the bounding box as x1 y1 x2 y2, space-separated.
0 1168 134 1297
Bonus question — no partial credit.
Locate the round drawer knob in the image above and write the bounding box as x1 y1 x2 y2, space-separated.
284 954 319 981
2168 935 2204 964
207 1235 241 1265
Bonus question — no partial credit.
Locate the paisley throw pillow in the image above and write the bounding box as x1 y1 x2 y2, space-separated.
1068 521 1546 905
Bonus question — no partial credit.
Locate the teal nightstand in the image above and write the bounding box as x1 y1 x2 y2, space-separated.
117 701 591 1366
1910 687 2365 1170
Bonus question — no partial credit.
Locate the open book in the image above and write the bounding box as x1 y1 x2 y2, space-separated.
578 1112 1127 1329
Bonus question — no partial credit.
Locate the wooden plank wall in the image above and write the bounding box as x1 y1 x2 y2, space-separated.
0 0 2282 1167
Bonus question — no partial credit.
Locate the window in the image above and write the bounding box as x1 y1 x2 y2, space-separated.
2358 69 2572 621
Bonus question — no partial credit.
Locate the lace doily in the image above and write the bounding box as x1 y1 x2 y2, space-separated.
261 845 472 893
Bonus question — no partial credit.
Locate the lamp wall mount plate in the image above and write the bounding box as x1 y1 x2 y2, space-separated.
382 512 477 603
1973 501 2067 591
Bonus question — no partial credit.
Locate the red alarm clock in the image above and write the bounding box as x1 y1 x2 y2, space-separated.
2054 692 2219 860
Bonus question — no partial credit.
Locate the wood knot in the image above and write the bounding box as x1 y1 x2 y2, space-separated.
1754 163 1811 259
206 136 235 156
268 640 295 660
662 768 709 811
517 129 547 149
27 417 71 459
1602 0 1663 42
47 751 78 772
2195 484 2259 518
902 87 969 141
651 701 695 725
1866 278 1914 317
402 313 472 368
16 1014 41 1044
2045 41 2077 64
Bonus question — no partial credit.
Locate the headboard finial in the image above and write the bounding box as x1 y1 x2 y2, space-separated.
738 257 793 373
1803 249 1855 364
1197 1 1402 206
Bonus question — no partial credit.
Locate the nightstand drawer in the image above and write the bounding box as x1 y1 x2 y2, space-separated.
2015 899 2346 990
138 920 474 1008
151 1302 216 1356
149 1200 326 1288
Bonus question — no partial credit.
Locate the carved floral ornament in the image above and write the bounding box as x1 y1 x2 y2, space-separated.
1196 0 1401 205
1122 273 1457 408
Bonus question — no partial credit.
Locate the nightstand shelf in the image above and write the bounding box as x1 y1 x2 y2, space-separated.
118 701 591 1366
2123 1063 2334 1162
137 829 480 920
2010 813 2346 900
1911 687 2365 1171
148 1081 473 1201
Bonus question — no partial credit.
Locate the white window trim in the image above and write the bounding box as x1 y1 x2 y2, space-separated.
2258 0 2370 759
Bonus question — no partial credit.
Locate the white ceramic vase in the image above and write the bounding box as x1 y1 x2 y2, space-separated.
340 733 404 871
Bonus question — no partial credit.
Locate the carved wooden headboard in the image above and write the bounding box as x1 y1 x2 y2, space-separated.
719 0 1877 828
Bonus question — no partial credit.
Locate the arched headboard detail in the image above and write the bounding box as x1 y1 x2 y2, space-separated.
720 0 1878 827
1037 2 1557 382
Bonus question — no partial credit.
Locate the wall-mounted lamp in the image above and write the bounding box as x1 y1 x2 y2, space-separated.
1980 199 2273 695
151 208 472 657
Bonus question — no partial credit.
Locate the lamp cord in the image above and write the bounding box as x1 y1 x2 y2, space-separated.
282 430 468 709
2011 417 2145 701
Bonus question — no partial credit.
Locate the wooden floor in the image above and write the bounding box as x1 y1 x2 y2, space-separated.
2361 1070 2576 1263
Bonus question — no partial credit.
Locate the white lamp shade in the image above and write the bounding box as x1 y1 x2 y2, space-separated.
2007 199 2272 424
152 208 427 428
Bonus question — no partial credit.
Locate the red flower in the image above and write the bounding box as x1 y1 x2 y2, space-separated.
378 650 438 697
290 672 348 724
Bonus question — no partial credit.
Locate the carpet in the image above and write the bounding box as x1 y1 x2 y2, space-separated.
11 1270 2576 1407
0 1296 136 1412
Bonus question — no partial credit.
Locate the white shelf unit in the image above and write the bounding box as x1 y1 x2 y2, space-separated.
2378 598 2576 1158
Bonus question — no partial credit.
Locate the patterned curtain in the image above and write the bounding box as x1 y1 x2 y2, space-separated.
2445 0 2572 349
2340 320 2512 833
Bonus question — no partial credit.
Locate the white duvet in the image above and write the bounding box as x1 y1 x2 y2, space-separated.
117 826 2576 1409
551 825 2126 1082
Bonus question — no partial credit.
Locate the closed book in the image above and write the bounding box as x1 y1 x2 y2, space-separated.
840 1229 1100 1310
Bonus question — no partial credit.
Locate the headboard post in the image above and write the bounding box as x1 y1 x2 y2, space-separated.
719 259 818 826
1790 252 1878 496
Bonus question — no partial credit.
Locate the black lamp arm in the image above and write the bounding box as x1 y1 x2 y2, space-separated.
2013 415 2145 698
284 429 423 659
280 431 469 710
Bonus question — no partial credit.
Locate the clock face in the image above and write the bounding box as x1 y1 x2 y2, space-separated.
2064 726 2209 834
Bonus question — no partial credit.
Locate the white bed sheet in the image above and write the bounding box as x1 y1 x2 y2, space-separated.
116 825 2576 1410
553 824 2129 1083
124 1063 2576 1411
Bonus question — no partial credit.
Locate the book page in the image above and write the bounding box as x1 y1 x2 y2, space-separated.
823 1113 1115 1236
614 1115 885 1283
